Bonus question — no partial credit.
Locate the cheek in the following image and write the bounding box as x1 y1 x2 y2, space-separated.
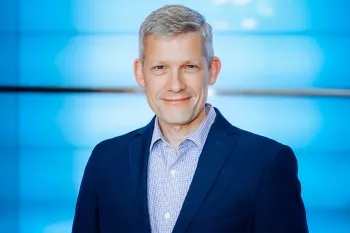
145 79 164 101
185 75 208 93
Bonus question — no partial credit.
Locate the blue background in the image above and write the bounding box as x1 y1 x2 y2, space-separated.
1 0 350 232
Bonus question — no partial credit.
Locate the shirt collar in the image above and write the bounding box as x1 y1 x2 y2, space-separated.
150 103 216 151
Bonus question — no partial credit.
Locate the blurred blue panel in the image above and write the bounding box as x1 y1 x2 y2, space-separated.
306 209 350 233
208 0 350 31
215 36 350 89
20 0 74 31
18 148 88 232
19 0 350 32
0 149 18 200
307 1 350 31
19 36 75 87
19 35 350 89
208 95 350 151
216 36 325 89
314 37 350 89
0 94 18 147
18 93 350 152
18 93 153 147
0 36 17 85
19 203 74 233
19 148 91 202
0 149 18 233
297 151 350 209
19 35 138 87
0 0 17 31
0 202 18 233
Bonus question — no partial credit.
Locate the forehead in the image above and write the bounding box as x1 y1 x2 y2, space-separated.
143 32 205 63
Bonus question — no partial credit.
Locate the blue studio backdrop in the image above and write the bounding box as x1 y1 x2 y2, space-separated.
1 0 349 232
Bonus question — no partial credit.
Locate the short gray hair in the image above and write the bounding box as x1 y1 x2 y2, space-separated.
139 5 214 64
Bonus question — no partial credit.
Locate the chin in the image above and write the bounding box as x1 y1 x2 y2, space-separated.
160 114 193 126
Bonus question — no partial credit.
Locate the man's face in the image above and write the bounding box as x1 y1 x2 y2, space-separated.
134 32 220 126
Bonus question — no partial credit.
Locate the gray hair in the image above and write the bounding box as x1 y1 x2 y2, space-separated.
139 5 214 64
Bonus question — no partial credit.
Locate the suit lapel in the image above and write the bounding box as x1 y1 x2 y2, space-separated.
128 118 155 233
173 109 238 233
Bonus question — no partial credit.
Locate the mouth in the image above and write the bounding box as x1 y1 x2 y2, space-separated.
163 97 191 103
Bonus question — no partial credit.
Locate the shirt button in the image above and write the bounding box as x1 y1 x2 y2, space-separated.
170 170 176 175
164 212 170 219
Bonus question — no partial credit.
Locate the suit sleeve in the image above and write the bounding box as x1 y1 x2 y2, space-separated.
72 145 100 233
253 145 309 233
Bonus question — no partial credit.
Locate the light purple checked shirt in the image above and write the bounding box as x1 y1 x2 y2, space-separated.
147 104 216 233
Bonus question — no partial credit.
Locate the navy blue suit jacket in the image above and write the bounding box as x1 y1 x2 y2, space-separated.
72 109 308 233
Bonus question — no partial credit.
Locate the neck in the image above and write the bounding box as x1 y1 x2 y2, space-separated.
158 107 207 148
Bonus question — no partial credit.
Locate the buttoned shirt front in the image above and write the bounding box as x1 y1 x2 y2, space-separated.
147 104 216 233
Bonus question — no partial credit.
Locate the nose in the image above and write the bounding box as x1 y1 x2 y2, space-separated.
166 69 186 93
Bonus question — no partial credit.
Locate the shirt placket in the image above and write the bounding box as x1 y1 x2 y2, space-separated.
157 143 179 232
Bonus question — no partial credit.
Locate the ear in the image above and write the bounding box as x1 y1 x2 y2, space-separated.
134 59 145 87
208 56 221 86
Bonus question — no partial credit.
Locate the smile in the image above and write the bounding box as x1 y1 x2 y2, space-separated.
163 97 191 103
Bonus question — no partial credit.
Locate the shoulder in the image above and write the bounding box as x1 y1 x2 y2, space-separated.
213 108 294 163
237 127 288 151
86 118 155 165
93 127 144 154
213 108 291 157
232 126 295 165
87 124 150 164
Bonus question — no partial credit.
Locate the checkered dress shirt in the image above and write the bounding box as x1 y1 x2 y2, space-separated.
147 104 216 233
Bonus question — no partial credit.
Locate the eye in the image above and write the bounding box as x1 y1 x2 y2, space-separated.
150 65 167 76
183 65 200 73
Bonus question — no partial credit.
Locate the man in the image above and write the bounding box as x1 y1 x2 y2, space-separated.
72 4 308 233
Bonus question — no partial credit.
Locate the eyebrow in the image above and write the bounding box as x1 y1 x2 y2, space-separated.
150 59 202 66
184 60 202 65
